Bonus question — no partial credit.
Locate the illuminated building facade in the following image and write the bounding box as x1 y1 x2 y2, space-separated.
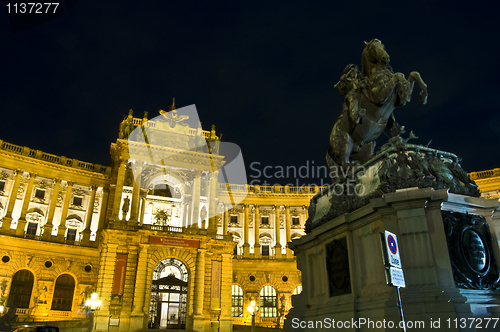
0 109 319 331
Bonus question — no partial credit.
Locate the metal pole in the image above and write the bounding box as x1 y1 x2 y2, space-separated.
87 309 94 332
251 313 255 332
396 287 406 332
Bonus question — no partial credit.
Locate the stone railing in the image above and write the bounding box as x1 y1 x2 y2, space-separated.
218 183 328 195
49 310 71 318
132 117 211 137
0 139 110 175
469 168 500 180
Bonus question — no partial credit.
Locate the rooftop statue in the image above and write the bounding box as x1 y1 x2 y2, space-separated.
159 98 190 128
327 39 428 172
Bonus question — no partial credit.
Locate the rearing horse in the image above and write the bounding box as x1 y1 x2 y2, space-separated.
327 39 428 174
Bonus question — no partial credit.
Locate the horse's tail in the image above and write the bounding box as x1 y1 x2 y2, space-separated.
326 147 342 181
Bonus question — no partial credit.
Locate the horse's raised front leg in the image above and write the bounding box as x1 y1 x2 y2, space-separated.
408 71 428 104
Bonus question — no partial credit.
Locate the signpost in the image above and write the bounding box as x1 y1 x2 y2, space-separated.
380 231 406 331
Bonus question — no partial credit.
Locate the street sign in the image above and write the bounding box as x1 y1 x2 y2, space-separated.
384 231 402 268
388 267 406 287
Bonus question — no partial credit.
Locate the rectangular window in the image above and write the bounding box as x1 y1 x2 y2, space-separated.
73 196 82 206
292 217 300 225
261 216 269 225
66 228 77 241
230 215 238 224
26 222 38 235
0 181 5 191
34 189 45 199
262 245 269 256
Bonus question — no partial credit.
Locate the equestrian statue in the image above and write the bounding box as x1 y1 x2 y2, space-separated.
327 39 428 175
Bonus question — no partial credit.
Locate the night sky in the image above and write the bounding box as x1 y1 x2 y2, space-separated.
1 1 499 186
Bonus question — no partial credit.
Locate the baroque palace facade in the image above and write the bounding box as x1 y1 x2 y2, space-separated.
0 108 322 332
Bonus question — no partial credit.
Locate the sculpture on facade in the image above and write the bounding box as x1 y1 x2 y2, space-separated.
118 109 136 139
159 98 189 128
327 39 428 172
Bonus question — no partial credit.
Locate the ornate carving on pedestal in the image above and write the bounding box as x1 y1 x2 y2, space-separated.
307 139 480 232
325 237 351 297
442 211 500 289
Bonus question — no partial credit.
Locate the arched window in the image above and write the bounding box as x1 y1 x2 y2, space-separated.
260 285 277 317
231 285 243 317
7 270 34 308
51 274 75 311
293 285 302 295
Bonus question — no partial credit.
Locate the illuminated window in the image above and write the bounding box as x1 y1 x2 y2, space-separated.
293 285 302 295
231 285 244 317
26 222 38 235
51 274 75 311
66 229 77 241
261 245 269 256
7 269 34 308
73 196 82 206
34 189 45 199
260 285 277 317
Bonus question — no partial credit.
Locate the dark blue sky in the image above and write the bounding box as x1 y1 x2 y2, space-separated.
1 1 499 185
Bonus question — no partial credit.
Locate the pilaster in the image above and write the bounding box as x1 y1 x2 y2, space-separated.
254 205 261 258
274 205 282 258
43 179 60 240
16 172 36 236
285 205 292 258
1 169 22 232
56 181 73 241
243 204 250 257
81 185 97 246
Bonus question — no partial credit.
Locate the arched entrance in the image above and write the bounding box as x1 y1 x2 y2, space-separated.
150 258 188 329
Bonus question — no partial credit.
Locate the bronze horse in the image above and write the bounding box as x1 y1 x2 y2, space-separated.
327 39 428 174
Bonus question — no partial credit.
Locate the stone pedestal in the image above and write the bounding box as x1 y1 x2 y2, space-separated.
285 187 500 331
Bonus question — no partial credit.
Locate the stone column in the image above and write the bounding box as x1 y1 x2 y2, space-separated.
1 169 22 232
43 179 61 240
81 185 97 246
194 248 206 316
130 244 150 330
274 205 282 258
139 195 146 227
111 160 127 220
243 204 250 257
94 242 118 330
191 171 202 227
129 162 142 224
285 205 292 258
56 181 73 241
219 252 233 332
97 186 110 232
223 205 229 235
254 205 261 258
16 172 36 236
208 171 218 232
185 203 191 226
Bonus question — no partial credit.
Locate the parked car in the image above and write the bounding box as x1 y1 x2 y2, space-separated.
11 326 59 332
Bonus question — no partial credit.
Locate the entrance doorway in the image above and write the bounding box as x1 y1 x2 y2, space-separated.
150 258 188 329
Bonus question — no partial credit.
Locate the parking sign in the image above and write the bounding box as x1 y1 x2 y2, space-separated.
385 231 402 268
